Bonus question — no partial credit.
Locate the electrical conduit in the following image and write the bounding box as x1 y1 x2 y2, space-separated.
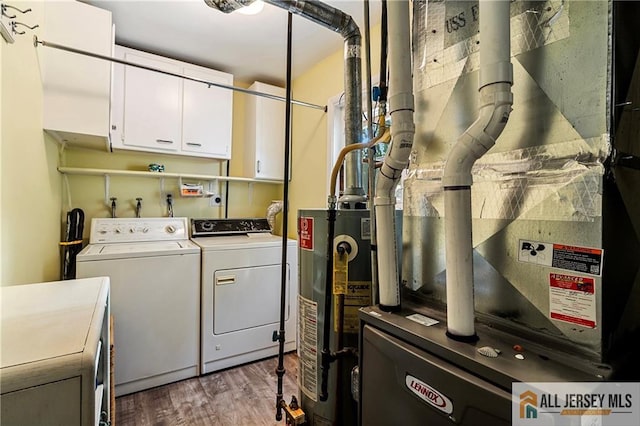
375 0 414 311
443 0 513 339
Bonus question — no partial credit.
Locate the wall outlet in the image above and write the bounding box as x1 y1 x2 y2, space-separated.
209 194 223 207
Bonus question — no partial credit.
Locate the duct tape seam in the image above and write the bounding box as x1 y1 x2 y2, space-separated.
404 136 607 221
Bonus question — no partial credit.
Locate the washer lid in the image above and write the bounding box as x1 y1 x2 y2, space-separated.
77 240 200 261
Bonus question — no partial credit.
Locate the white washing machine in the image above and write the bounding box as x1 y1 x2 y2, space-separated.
191 218 297 375
76 217 200 396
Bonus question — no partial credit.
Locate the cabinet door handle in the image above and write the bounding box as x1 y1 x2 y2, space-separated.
156 139 174 144
257 160 261 173
186 142 202 147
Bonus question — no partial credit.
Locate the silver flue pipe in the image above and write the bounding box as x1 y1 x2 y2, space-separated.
442 0 513 339
375 0 414 311
267 0 365 203
205 0 365 203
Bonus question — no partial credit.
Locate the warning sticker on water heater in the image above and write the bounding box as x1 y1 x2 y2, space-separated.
299 217 314 251
298 295 318 401
549 273 596 329
518 239 603 276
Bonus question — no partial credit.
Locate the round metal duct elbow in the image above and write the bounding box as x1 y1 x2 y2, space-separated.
204 0 257 13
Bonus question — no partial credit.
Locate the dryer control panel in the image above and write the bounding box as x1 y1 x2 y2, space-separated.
191 218 271 237
89 218 189 243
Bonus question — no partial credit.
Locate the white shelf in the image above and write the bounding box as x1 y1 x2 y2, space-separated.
57 167 283 184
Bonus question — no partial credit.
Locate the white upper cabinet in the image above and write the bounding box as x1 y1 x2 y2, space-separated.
245 82 286 180
40 0 113 149
122 52 182 152
111 46 234 160
182 67 233 158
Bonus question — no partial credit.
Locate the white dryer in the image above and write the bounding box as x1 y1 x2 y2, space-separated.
191 218 297 374
76 217 200 396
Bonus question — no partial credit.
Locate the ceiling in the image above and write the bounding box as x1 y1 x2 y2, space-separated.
84 0 381 86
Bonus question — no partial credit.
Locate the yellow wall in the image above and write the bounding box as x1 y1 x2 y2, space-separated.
0 17 3 280
288 24 381 239
1 1 63 285
0 1 379 284
0 1 282 285
63 82 282 225
0 15 3 279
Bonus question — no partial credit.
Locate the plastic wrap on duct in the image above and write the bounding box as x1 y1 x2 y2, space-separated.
405 0 640 363
404 135 610 222
414 0 570 92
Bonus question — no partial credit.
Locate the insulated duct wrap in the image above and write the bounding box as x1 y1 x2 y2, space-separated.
267 0 365 200
204 0 365 199
405 0 640 363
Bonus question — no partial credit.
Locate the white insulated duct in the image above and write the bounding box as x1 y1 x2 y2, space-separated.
443 0 513 338
375 0 414 310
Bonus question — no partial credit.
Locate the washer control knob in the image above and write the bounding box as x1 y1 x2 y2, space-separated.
142 227 149 233
129 227 135 233
114 227 122 234
165 225 176 234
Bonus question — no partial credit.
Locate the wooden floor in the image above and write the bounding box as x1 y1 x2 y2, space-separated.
115 353 299 426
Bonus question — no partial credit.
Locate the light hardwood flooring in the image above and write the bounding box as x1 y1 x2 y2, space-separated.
115 353 299 426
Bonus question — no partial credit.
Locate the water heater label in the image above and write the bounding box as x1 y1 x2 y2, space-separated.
334 281 371 333
361 218 371 240
406 375 454 415
549 273 596 328
299 217 314 251
518 239 603 276
298 295 318 401
333 252 348 295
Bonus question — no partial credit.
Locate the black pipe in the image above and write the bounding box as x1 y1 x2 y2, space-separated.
320 207 337 402
275 11 293 423
266 0 364 199
379 0 388 103
224 160 230 219
334 247 348 422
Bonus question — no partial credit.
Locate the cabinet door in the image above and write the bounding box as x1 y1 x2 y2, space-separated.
253 83 286 180
0 378 81 425
41 0 112 148
122 52 182 152
182 67 233 159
